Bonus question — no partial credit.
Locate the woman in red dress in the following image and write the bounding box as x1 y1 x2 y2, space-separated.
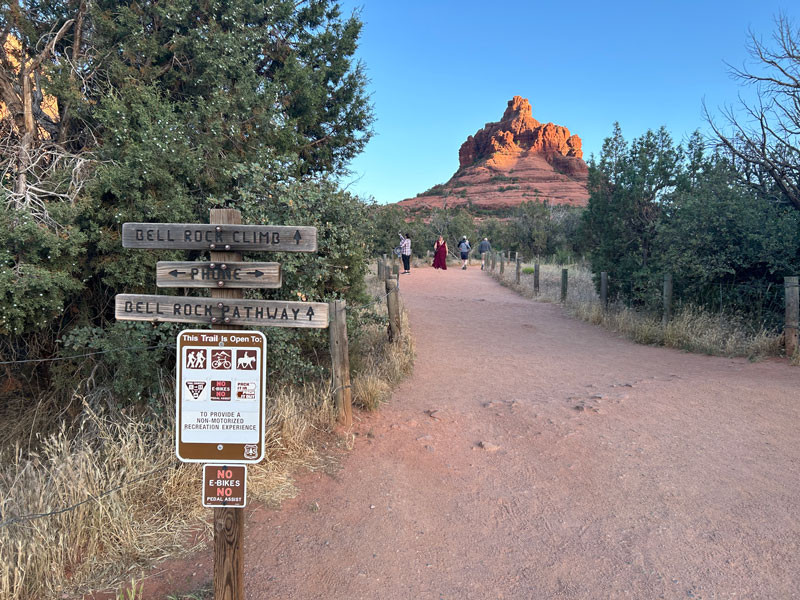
432 235 448 270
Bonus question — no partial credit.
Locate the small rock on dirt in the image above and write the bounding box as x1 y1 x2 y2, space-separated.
479 441 501 452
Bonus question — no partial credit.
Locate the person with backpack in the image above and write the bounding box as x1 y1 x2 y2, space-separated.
458 236 471 270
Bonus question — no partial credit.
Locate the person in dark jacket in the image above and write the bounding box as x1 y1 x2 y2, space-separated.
478 238 491 270
458 236 471 270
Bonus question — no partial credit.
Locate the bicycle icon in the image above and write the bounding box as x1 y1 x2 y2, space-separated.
210 350 232 369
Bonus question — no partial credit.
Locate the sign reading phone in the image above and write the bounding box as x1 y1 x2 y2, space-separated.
176 330 266 463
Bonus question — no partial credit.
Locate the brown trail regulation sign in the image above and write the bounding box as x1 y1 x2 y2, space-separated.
123 223 316 252
157 261 281 289
116 294 328 328
203 465 247 508
177 330 266 463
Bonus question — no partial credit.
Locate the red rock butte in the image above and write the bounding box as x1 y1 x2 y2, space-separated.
398 96 589 212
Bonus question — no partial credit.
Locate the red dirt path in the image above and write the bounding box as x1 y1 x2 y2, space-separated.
143 265 800 599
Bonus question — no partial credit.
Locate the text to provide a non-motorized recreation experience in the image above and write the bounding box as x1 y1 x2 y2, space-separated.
202 465 247 508
176 330 266 463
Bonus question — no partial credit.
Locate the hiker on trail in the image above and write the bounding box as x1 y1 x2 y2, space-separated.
478 238 491 270
458 236 471 270
399 232 412 274
433 235 448 270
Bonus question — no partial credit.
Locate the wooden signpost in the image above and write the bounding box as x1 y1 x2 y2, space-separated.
116 208 337 600
157 261 281 289
116 294 328 328
122 222 317 252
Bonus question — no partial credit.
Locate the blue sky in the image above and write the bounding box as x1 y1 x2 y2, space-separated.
336 1 795 204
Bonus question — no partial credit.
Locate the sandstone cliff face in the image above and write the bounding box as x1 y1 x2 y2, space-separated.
399 96 589 212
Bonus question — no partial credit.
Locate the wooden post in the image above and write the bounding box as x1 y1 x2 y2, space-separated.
561 268 568 303
377 258 384 281
500 253 505 274
329 300 352 427
491 252 496 271
785 276 799 358
600 271 608 310
662 273 673 326
385 274 401 342
392 262 399 276
515 257 521 284
209 208 245 600
534 263 540 295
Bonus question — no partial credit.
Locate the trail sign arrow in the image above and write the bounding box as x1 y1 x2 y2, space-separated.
156 262 281 289
123 223 316 252
116 294 328 328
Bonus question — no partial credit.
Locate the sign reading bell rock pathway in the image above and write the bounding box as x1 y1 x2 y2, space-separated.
115 294 329 328
177 330 266 463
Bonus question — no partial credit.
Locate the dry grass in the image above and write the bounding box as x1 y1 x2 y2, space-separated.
350 270 415 411
489 260 783 360
0 268 415 600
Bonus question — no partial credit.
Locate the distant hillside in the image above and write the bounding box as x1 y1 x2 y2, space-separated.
398 96 589 214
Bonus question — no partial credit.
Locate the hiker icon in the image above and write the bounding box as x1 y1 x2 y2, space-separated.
186 349 206 369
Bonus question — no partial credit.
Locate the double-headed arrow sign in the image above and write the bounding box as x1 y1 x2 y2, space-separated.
157 261 281 289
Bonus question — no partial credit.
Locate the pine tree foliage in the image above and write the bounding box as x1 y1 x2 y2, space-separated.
0 1 374 403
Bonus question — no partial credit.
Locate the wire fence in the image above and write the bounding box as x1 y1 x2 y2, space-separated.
0 276 398 529
485 251 792 334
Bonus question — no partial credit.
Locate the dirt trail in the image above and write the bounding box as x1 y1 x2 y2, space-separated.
148 266 800 599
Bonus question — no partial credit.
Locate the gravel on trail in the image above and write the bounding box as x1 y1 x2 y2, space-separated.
137 265 800 599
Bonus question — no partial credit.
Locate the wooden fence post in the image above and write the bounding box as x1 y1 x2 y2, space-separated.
500 253 505 274
561 268 568 303
785 276 799 358
329 299 352 427
209 208 245 600
600 271 608 310
515 257 521 284
385 274 401 342
491 252 496 271
662 273 673 326
534 263 540 295
377 258 384 281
